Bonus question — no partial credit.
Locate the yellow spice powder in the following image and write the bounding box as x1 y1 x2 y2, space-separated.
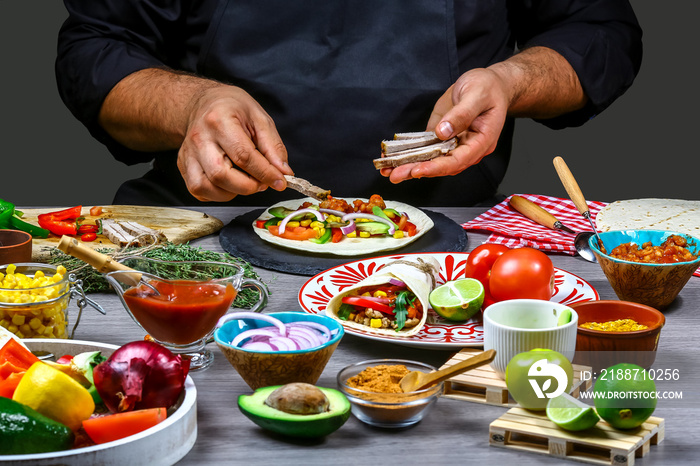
580 318 648 332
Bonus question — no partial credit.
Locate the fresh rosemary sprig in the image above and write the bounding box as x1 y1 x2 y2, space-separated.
46 242 269 309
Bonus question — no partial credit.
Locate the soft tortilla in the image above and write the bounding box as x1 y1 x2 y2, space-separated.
253 198 434 256
596 198 700 239
325 255 440 337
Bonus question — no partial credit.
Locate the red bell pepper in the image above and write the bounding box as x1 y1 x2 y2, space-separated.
341 296 394 314
0 339 40 398
37 205 83 236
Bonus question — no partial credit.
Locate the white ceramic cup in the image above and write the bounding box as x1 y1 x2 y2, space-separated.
483 299 578 379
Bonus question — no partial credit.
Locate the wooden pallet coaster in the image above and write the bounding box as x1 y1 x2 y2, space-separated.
440 348 592 407
489 408 664 465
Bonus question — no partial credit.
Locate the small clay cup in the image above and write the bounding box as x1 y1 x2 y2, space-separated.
0 230 32 266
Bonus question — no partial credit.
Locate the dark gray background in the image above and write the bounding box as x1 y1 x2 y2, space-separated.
1 2 693 206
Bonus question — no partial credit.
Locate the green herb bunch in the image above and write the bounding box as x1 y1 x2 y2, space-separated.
47 242 268 309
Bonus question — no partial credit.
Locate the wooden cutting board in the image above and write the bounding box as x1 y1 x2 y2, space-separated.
20 205 224 261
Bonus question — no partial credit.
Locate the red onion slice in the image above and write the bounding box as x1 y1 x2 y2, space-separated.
279 208 325 234
388 278 407 287
217 312 287 335
340 222 356 235
341 213 395 235
221 313 332 352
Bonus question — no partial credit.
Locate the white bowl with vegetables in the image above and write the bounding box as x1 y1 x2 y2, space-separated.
214 312 344 390
1 339 196 465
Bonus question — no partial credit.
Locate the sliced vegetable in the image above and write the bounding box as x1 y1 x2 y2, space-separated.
278 208 325 234
371 205 399 228
37 205 83 236
82 407 167 444
341 296 393 314
0 198 49 238
309 228 332 244
268 225 318 241
341 213 395 235
80 232 97 242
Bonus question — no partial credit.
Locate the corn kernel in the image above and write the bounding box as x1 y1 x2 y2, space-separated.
373 290 387 298
8 324 18 333
346 231 357 238
14 331 24 339
300 219 312 227
359 231 371 238
11 314 25 326
370 318 382 328
310 221 324 229
29 317 42 329
393 231 405 239
20 324 31 335
286 221 300 228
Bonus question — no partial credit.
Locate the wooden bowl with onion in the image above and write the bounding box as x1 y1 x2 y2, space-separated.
570 300 665 370
214 312 344 390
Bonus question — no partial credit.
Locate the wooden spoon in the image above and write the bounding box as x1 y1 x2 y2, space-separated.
399 349 496 393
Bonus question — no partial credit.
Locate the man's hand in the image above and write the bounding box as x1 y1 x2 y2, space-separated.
177 86 292 202
99 69 293 202
380 46 586 183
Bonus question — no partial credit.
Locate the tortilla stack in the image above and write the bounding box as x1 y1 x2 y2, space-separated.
326 255 440 337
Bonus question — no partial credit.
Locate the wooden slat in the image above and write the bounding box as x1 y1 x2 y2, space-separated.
441 348 592 407
489 408 665 465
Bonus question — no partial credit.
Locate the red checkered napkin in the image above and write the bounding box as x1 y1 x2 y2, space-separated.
461 194 608 255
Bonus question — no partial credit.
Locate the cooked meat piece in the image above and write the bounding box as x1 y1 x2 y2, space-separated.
373 138 457 169
284 175 331 200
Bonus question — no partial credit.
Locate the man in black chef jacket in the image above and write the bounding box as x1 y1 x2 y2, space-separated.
56 0 642 207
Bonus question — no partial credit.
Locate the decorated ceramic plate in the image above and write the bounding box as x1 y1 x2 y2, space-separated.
1 339 196 465
298 252 599 349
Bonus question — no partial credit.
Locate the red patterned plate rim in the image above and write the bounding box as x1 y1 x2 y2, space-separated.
297 252 599 349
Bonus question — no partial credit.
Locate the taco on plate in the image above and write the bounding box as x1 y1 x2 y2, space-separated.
326 256 440 337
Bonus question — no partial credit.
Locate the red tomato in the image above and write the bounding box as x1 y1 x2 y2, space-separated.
489 247 555 301
464 244 510 309
89 206 103 216
267 225 318 241
78 224 99 234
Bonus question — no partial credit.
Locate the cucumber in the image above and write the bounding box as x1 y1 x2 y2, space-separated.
0 397 74 454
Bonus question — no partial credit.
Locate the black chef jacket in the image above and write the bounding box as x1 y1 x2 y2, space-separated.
56 0 642 207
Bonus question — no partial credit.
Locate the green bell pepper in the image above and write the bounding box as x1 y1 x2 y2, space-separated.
0 199 50 238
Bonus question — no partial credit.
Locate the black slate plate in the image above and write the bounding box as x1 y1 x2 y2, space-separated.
219 208 468 276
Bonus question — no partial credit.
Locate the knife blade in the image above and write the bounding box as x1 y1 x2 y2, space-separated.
284 175 331 201
508 195 577 234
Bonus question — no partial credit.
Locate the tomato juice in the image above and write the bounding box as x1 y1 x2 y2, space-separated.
123 280 237 345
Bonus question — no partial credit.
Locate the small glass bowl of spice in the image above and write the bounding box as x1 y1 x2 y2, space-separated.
337 359 443 428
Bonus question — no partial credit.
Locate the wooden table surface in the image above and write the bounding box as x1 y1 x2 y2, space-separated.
57 206 700 465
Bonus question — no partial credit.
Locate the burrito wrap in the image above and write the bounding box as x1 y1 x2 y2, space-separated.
326 256 440 337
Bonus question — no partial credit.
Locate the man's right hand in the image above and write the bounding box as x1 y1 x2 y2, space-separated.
99 68 292 202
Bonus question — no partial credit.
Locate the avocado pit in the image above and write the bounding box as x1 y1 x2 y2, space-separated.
265 382 330 415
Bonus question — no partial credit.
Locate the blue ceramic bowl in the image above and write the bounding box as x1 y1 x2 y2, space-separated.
214 312 344 389
590 230 700 309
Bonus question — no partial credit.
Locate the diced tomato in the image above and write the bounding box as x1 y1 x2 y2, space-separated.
397 215 408 231
89 206 103 216
331 228 343 243
267 225 318 241
82 408 168 444
81 232 97 242
341 296 394 314
255 219 267 229
56 355 74 365
403 221 417 237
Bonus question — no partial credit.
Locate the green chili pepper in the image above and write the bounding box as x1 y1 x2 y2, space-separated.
0 198 50 238
309 227 332 244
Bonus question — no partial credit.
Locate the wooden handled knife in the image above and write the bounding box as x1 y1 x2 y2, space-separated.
508 195 577 234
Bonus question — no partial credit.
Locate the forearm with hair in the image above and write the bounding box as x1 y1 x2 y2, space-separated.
98 68 224 152
489 46 587 119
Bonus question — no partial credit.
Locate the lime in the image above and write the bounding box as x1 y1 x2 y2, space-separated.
593 363 657 430
429 278 484 321
557 308 572 326
546 392 600 431
505 348 574 411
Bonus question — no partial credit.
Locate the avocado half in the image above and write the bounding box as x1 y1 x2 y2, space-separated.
238 385 351 438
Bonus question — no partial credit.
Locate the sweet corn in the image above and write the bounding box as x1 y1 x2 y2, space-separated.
373 290 387 298
310 221 325 229
326 214 342 223
359 231 371 238
300 219 312 227
370 318 382 328
0 264 70 339
286 221 300 228
346 231 357 238
393 231 405 239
